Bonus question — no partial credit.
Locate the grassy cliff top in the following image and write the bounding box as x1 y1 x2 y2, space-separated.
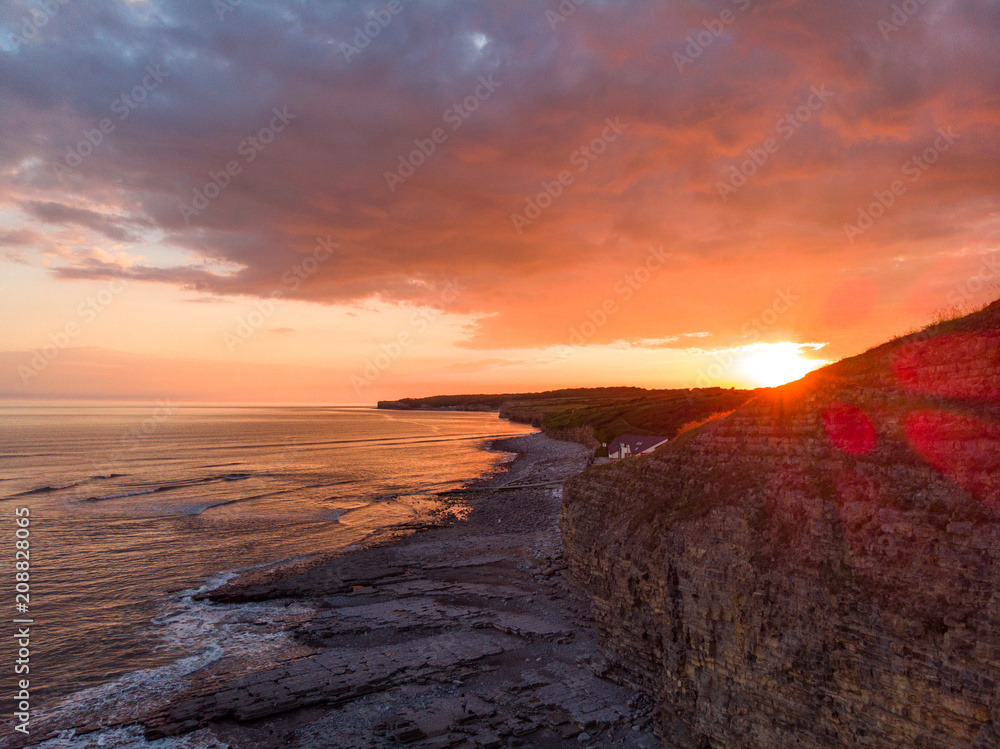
379 386 759 444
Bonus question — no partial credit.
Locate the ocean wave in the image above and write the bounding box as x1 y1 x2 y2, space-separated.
192 482 349 516
168 431 537 454
191 489 291 515
81 472 264 503
84 487 159 502
30 570 314 748
0 452 62 459
3 481 81 499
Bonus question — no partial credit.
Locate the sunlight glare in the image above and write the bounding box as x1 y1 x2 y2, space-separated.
741 342 828 387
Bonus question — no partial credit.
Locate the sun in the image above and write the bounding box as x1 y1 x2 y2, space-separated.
740 342 828 388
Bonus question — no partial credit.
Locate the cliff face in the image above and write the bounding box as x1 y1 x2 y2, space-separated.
562 302 1000 748
498 403 602 449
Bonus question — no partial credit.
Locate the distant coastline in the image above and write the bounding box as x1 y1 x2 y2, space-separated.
379 385 758 451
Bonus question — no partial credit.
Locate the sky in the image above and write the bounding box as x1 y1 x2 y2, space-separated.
0 0 998 403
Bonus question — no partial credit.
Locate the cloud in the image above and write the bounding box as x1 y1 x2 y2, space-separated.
623 333 715 350
0 228 41 247
0 0 997 354
20 201 142 243
444 357 529 373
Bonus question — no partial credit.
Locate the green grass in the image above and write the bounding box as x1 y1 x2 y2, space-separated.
503 388 756 444
380 386 759 445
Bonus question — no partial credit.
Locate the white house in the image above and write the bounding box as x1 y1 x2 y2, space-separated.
607 434 670 460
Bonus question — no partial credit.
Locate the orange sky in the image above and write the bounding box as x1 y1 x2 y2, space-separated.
1 0 998 402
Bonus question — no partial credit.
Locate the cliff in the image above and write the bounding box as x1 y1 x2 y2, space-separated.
380 387 756 452
562 301 1000 747
377 387 654 412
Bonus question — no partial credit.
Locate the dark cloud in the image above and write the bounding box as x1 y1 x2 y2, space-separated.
21 200 142 242
0 228 41 247
1 0 998 349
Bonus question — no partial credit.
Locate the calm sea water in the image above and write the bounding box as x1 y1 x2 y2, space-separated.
0 405 533 719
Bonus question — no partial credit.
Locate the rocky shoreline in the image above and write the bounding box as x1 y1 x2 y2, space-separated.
18 433 662 748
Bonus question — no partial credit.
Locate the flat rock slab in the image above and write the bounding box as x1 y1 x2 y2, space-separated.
144 629 521 739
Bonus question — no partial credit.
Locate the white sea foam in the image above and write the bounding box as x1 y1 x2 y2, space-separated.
29 570 314 748
36 725 230 749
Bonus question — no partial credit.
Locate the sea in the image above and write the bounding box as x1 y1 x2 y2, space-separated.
0 404 534 743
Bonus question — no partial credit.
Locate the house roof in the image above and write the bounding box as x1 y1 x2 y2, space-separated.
608 434 670 455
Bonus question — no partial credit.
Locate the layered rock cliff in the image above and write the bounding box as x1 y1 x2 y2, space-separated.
562 301 1000 747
